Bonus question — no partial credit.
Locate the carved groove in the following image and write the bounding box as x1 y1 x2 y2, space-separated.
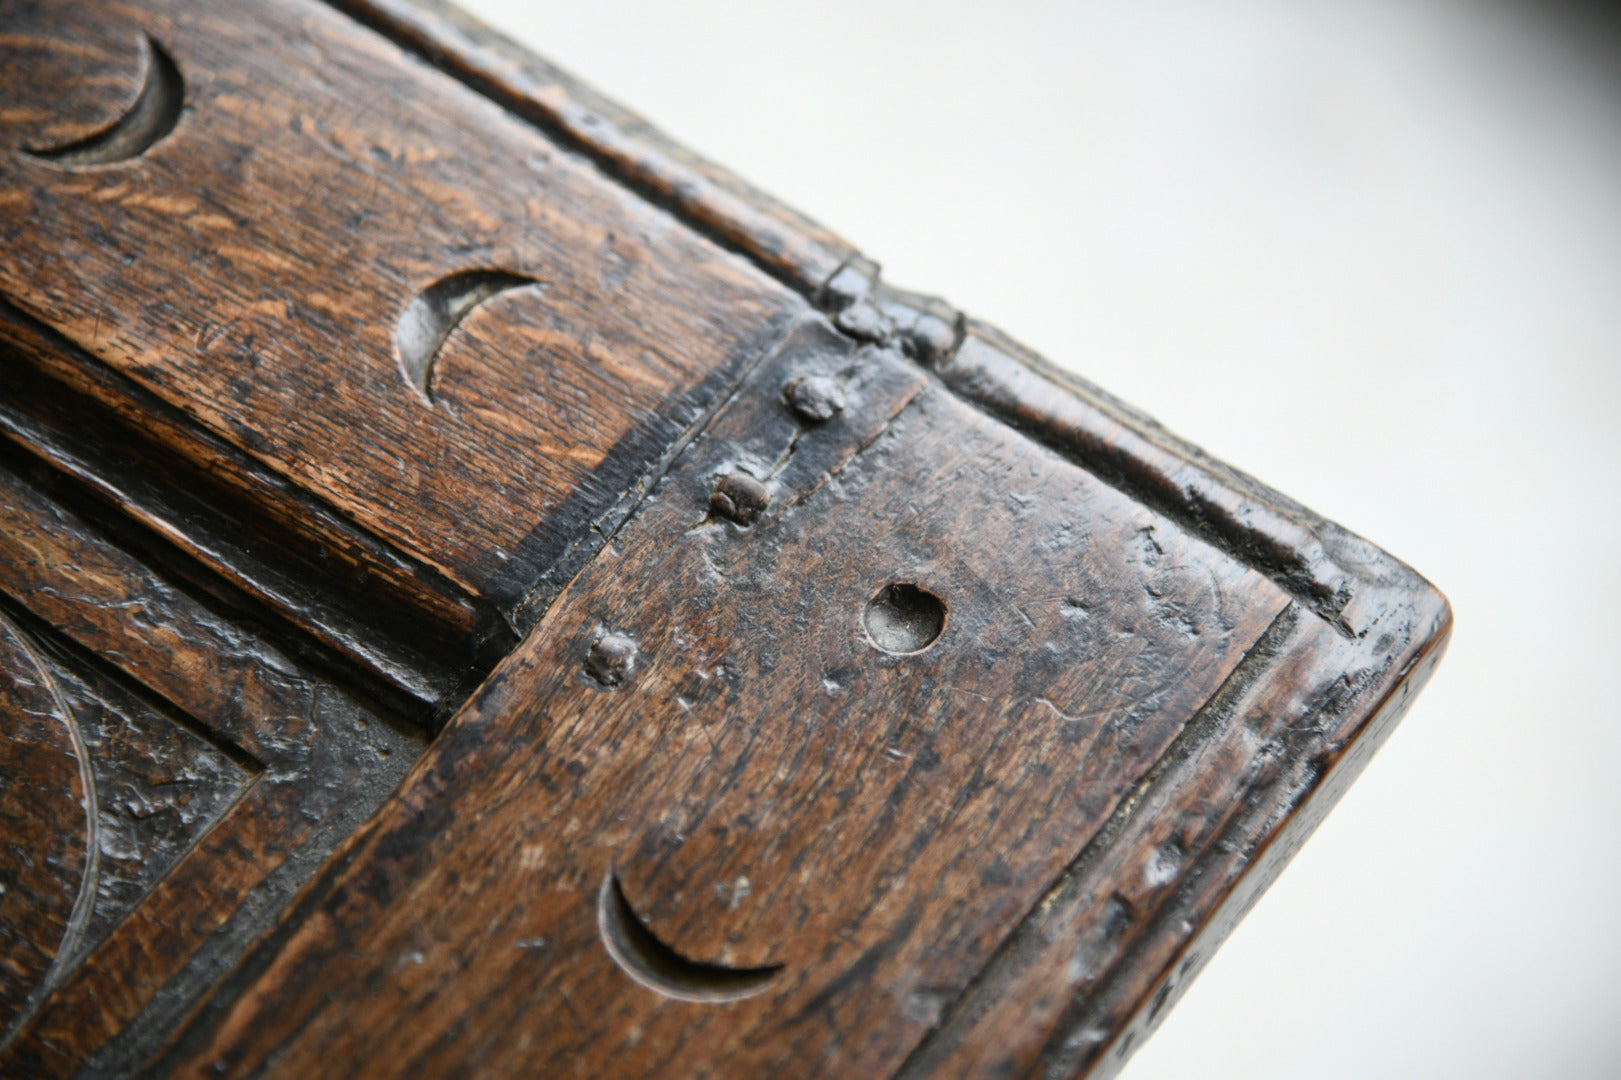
0 296 516 724
597 872 783 1004
0 608 100 1047
28 34 183 167
395 270 540 404
328 0 856 296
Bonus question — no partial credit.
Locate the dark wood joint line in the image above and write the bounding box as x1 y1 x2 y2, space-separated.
321 0 1389 640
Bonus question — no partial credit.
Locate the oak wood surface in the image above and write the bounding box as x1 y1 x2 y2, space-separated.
156 328 1295 1077
0 462 421 1076
0 0 800 610
0 610 94 1031
0 1 1451 1077
0 298 497 720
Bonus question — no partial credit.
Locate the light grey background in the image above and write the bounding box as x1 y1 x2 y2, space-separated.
456 2 1621 1076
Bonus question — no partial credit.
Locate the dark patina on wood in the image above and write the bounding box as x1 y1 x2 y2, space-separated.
0 2 1450 1078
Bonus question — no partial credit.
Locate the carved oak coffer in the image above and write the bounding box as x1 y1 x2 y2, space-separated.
0 2 1451 1077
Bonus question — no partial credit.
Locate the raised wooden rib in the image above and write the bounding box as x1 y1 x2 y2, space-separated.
325 4 1377 633
0 2 1450 1078
330 0 861 296
0 297 501 721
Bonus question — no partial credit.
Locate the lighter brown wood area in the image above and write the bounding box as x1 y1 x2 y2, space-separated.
0 0 802 600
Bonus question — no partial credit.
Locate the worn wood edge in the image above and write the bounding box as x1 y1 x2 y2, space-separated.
1054 600 1455 1080
326 0 859 297
901 580 1458 1076
327 0 1429 646
0 296 483 642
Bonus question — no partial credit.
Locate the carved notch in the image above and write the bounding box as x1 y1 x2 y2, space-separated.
28 33 183 167
395 270 540 404
596 871 783 1004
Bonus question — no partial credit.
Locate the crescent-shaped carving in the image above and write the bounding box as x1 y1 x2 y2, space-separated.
0 610 100 1047
596 871 784 1004
27 33 184 167
395 270 541 405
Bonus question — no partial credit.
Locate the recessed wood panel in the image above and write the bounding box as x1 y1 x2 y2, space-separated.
0 608 252 1041
0 615 90 1034
0 465 424 1076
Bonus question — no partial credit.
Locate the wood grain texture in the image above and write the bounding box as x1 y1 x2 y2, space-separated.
328 0 863 297
156 329 1304 1078
0 0 803 612
0 606 252 1017
0 463 424 1077
0 1 1451 1076
0 297 503 720
895 329 1451 1077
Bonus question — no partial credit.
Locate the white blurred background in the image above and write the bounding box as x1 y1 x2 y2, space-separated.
459 2 1621 1076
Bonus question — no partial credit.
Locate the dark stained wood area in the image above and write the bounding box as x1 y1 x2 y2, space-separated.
0 462 422 1077
0 1 1451 1077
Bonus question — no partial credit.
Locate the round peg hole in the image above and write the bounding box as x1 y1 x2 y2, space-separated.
862 583 947 654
